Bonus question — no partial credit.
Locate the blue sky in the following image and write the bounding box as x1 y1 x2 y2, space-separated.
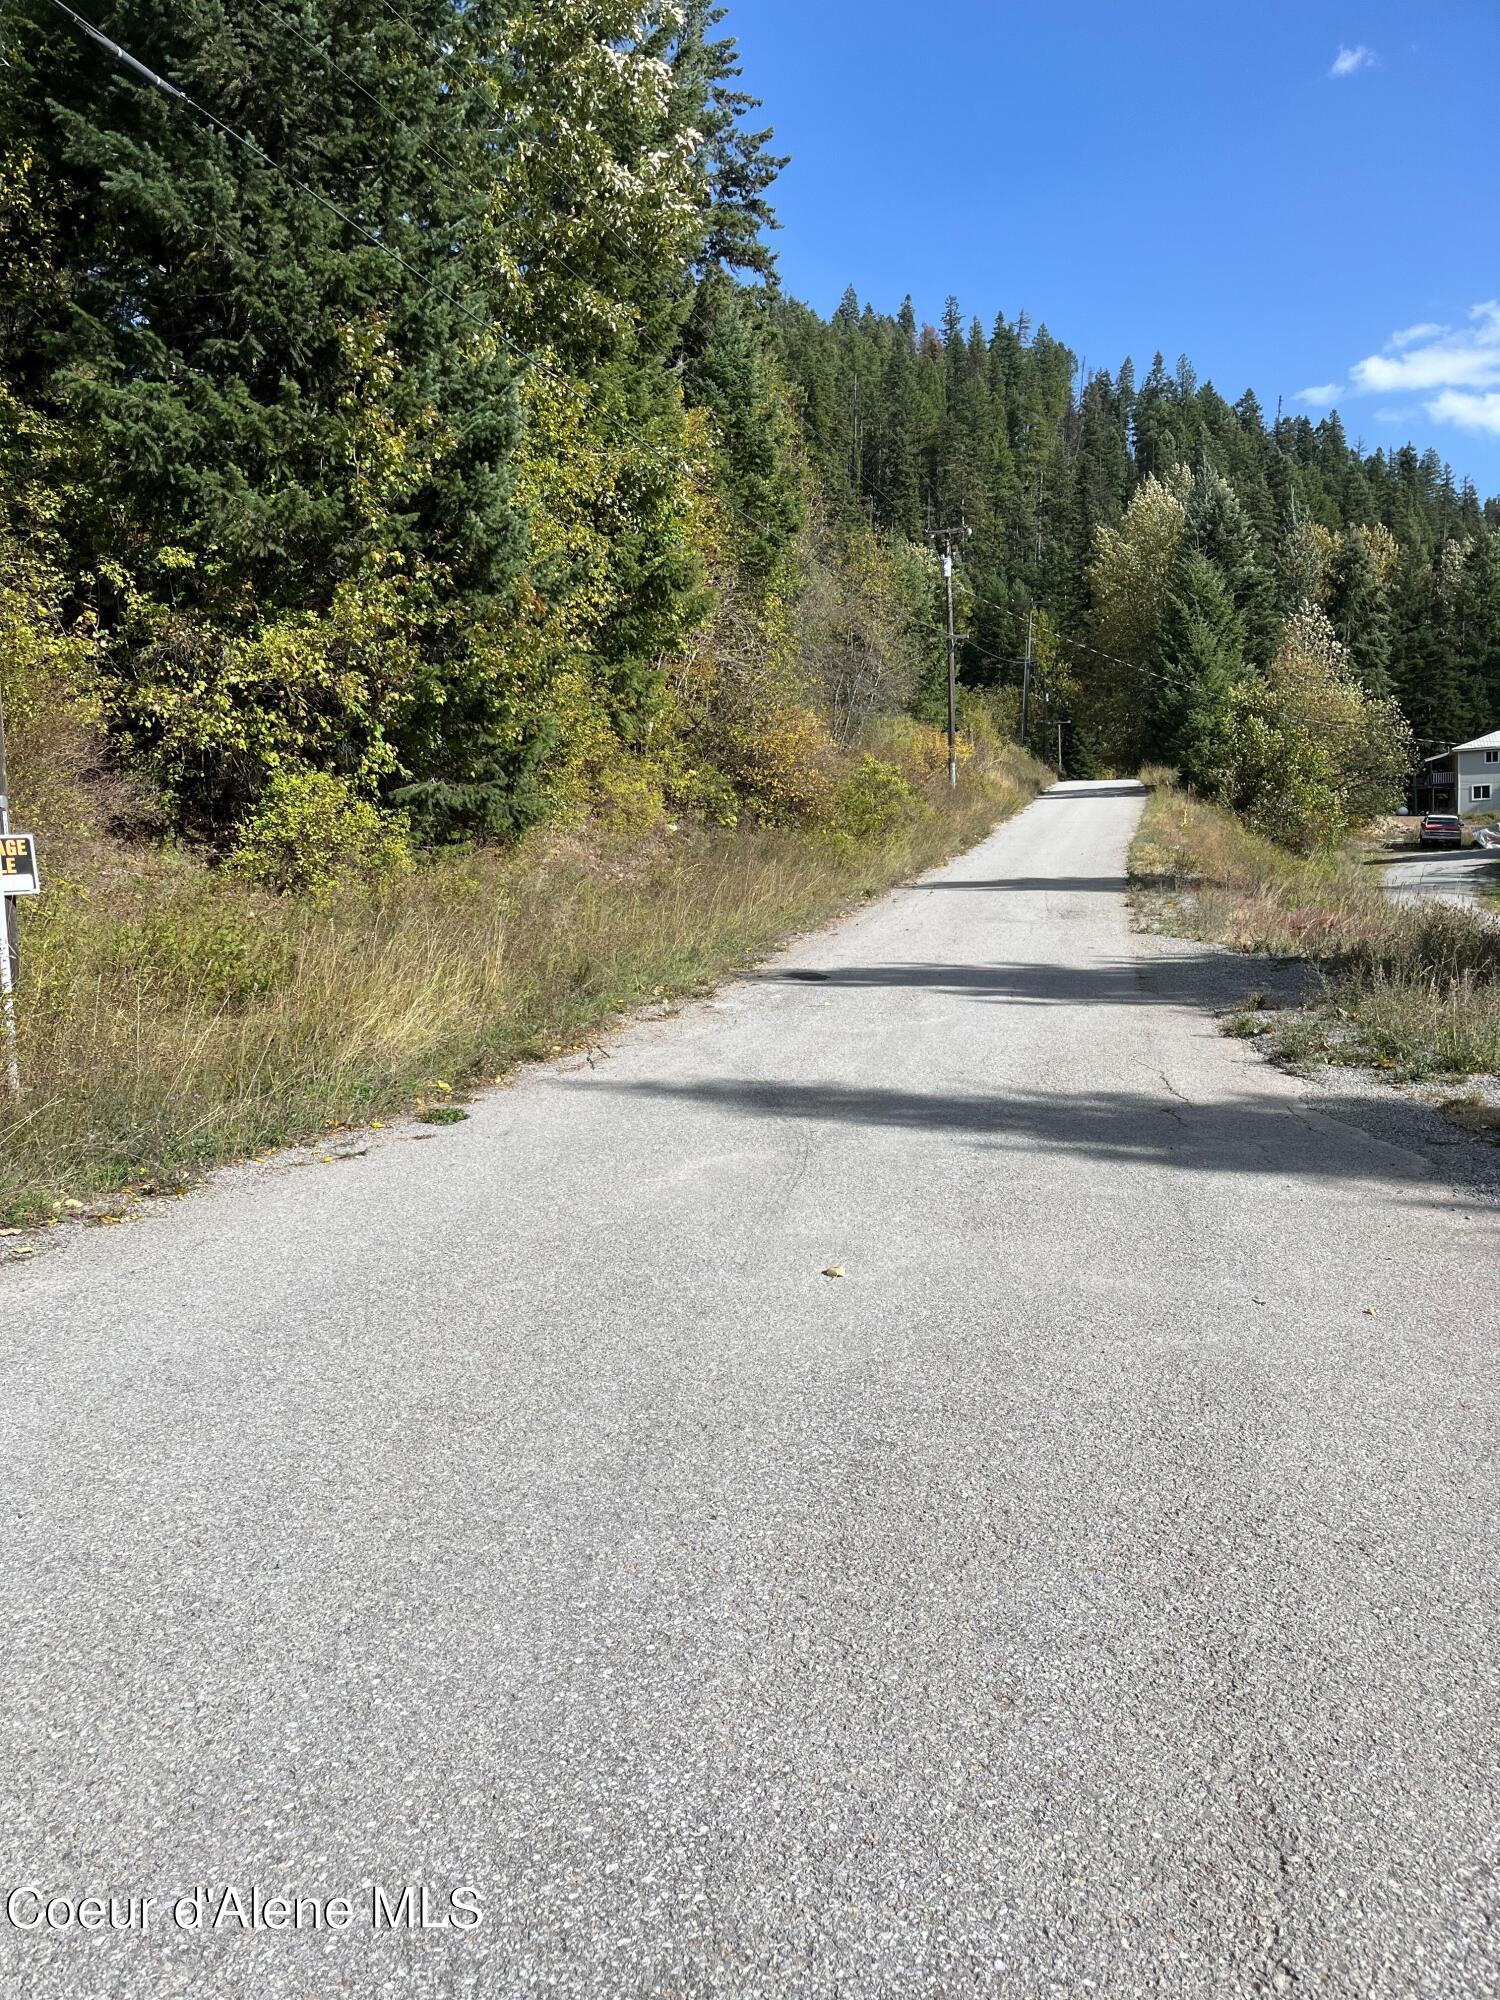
727 0 1500 498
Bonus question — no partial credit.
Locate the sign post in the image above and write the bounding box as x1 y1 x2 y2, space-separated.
0 825 37 1098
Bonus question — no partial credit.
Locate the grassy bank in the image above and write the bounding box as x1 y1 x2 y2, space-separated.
1130 779 1500 1083
0 732 1048 1226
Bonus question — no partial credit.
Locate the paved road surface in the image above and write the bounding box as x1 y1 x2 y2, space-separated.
3 781 1498 2000
1382 843 1500 915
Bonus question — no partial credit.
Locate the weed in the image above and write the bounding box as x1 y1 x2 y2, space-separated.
1133 784 1500 1081
0 737 1050 1220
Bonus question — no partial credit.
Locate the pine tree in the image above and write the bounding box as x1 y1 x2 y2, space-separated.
1132 353 1184 481
1148 551 1245 784
870 340 923 538
7 0 525 619
682 275 803 581
666 3 788 279
1389 549 1469 747
1455 531 1500 726
1183 465 1273 664
1328 529 1394 696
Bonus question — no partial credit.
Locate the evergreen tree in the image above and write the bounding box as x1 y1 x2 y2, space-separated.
1132 353 1182 481
682 275 803 581
1389 549 1470 748
6 0 525 620
6 0 1498 860
1328 529 1394 696
1148 551 1244 784
1455 531 1500 724
1183 465 1273 665
666 3 788 279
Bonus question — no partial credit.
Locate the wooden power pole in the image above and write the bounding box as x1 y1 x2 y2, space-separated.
928 526 971 790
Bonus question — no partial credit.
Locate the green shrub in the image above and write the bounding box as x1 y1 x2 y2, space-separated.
229 771 413 898
833 755 920 838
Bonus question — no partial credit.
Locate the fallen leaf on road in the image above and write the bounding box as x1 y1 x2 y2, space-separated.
823 1265 846 1280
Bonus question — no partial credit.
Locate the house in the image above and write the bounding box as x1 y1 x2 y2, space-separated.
1416 730 1500 816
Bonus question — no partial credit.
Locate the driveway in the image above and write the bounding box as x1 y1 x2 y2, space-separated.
1381 842 1500 914
3 780 1497 1999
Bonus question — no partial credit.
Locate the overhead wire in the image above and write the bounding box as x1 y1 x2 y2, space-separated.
39 0 767 528
38 0 1151 675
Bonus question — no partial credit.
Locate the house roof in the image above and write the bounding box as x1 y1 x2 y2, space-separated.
1424 729 1500 764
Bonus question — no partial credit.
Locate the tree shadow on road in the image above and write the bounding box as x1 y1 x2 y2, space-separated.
768 950 1304 1012
1034 783 1147 801
1367 849 1484 869
907 876 1133 894
597 945 1488 1194
601 1073 1481 1190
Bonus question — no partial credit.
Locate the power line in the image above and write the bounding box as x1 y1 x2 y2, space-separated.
978 601 1151 678
44 0 501 344
247 0 466 182
246 0 617 322
360 0 464 73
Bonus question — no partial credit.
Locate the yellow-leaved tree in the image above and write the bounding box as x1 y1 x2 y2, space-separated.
1223 604 1414 851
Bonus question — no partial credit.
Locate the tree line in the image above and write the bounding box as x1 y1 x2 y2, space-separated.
777 293 1500 836
3 0 1496 877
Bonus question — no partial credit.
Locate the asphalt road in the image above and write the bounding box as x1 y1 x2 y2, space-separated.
1382 843 1500 915
3 780 1498 2000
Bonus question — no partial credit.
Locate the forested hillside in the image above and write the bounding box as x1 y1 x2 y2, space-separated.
2 0 961 882
4 0 1498 880
777 295 1500 812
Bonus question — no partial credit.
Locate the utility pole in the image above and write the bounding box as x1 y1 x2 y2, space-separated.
1056 720 1065 777
928 526 970 789
1020 606 1035 750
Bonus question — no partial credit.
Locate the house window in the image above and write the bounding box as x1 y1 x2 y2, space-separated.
1487 749 1500 764
1473 784 1493 801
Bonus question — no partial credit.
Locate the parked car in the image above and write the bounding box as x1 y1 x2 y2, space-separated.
1418 813 1464 849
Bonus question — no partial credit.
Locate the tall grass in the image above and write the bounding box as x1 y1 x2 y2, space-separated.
0 741 1046 1223
1131 778 1500 1080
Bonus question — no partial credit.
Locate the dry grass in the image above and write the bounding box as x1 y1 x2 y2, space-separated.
0 740 1047 1224
1131 780 1500 1082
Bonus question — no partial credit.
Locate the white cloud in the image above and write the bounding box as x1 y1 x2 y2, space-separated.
1425 391 1500 436
1311 305 1500 437
1387 321 1447 349
1329 43 1376 77
1350 303 1500 394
